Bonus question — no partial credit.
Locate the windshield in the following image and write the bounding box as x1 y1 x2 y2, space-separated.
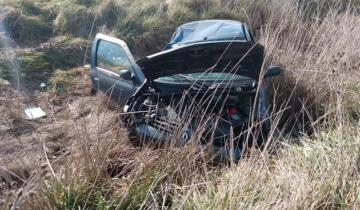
164 20 246 50
155 73 252 83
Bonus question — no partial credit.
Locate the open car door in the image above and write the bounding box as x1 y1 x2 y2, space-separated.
90 34 145 105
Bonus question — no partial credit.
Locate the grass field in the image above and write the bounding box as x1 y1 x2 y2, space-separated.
0 0 359 209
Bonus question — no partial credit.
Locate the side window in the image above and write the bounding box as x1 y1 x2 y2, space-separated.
96 40 133 74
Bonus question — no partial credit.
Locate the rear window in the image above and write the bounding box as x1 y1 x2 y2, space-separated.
96 40 133 73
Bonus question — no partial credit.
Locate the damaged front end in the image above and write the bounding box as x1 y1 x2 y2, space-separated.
123 74 269 161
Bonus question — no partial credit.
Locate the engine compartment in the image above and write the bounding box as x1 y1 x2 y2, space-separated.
126 85 258 147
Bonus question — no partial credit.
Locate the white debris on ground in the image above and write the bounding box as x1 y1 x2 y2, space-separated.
24 107 46 120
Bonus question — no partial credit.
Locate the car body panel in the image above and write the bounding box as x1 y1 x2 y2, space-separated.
90 34 145 105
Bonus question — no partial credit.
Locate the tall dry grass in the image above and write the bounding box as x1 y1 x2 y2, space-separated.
260 1 360 128
0 0 359 209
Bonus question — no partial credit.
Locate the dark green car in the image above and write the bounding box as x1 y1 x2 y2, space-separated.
90 20 281 160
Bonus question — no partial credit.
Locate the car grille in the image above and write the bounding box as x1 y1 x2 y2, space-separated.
153 118 182 133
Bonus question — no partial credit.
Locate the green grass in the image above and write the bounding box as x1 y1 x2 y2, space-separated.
0 5 53 45
48 66 89 94
0 0 359 209
43 179 113 210
0 36 89 89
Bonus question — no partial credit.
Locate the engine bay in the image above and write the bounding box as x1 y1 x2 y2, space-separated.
126 84 258 148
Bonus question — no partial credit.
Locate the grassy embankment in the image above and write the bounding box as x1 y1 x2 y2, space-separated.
0 0 359 209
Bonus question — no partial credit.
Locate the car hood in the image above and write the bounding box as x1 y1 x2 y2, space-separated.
137 41 264 81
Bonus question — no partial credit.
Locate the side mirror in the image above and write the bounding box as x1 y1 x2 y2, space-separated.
264 66 282 78
119 69 133 80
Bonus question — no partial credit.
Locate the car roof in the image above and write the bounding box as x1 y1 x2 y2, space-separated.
164 19 248 50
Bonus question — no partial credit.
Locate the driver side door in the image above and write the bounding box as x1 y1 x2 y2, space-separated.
90 34 145 106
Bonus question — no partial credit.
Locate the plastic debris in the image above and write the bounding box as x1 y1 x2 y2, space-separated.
25 107 46 119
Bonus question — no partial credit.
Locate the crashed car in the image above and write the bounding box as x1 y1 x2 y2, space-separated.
90 20 281 160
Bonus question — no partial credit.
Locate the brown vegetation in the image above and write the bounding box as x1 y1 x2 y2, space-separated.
0 0 359 209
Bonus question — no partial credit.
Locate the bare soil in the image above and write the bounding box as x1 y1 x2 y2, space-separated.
0 72 122 199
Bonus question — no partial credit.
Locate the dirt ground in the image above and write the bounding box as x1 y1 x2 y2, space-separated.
0 71 124 200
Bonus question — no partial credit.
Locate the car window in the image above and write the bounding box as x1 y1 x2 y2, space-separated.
208 24 245 40
165 21 247 49
96 40 133 74
156 73 251 82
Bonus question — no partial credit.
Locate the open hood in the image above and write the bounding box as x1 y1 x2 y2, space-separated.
137 41 264 81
